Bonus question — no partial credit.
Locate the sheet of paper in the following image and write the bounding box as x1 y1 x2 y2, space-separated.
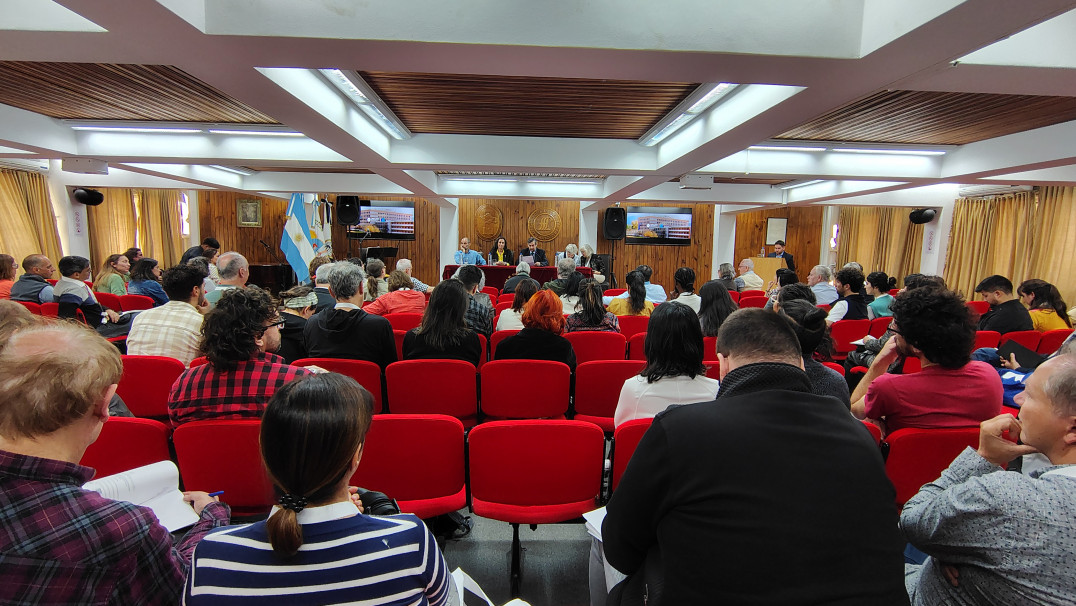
583 506 606 542
84 460 199 532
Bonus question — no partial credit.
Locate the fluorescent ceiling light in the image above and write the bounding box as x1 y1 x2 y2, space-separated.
777 179 825 190
71 126 202 134
639 82 738 147
527 179 602 185
320 69 412 140
211 165 257 176
748 145 827 152
832 148 946 156
441 175 517 183
207 129 305 137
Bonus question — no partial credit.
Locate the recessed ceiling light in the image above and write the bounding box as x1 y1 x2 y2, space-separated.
71 126 202 134
832 148 946 156
776 179 825 190
207 130 305 137
748 145 827 152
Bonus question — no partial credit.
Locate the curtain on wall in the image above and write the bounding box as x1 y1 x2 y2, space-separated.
138 189 184 268
87 188 137 270
0 169 63 266
943 191 1038 300
836 206 923 281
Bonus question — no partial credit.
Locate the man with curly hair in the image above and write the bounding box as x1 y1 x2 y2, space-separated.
851 287 1002 436
167 286 310 426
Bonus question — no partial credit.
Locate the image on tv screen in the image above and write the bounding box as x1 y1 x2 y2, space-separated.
624 207 693 245
346 200 416 241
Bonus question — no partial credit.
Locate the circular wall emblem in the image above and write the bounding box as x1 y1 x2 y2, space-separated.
527 208 561 242
475 204 503 240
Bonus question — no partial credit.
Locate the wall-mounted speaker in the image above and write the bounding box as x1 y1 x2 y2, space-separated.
71 188 104 206
604 207 626 240
909 208 936 224
337 195 361 225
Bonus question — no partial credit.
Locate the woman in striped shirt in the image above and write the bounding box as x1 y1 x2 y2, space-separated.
184 374 452 605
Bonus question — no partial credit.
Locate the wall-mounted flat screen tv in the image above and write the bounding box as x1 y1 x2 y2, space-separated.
624 206 693 245
345 200 416 241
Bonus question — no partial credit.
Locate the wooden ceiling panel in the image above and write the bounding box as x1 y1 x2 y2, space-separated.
244 166 373 174
777 90 1076 145
361 71 697 139
0 62 279 123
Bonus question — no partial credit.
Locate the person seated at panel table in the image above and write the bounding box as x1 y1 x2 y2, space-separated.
497 278 538 332
1017 278 1072 332
453 237 485 265
555 243 581 265
606 271 655 317
578 243 606 285
520 237 548 267
613 301 720 427
565 279 619 333
363 270 427 316
487 237 513 266
404 278 483 367
494 289 577 371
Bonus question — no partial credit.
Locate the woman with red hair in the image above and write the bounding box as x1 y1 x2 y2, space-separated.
493 288 577 370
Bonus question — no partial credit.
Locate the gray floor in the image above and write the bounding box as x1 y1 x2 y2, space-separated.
442 511 592 606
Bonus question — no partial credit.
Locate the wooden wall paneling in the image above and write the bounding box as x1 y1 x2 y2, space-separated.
733 206 824 281
457 199 580 264
595 203 714 292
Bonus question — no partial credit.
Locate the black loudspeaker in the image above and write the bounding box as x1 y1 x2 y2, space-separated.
72 187 104 206
604 207 627 240
909 208 936 224
338 195 361 225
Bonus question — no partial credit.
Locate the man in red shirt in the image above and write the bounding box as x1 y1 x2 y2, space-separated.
851 286 1002 436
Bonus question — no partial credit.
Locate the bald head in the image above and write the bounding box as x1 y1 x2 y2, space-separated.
217 252 249 285
21 254 54 278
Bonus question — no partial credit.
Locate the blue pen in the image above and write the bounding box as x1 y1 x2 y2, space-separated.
208 491 224 497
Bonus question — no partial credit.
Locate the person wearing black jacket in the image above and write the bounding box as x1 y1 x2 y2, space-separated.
975 274 1033 334
302 262 396 369
521 237 548 267
493 289 576 371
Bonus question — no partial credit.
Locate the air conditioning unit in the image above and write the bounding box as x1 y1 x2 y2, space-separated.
957 184 1032 199
679 174 713 190
0 158 49 172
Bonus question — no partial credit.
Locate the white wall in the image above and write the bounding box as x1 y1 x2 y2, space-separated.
713 206 737 279
438 199 460 277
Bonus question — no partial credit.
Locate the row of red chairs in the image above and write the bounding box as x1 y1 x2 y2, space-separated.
15 293 155 314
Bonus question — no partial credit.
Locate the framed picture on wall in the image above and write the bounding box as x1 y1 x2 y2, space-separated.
765 217 787 245
237 199 262 228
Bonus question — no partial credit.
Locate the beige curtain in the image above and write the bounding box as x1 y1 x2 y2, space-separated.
87 188 137 271
0 169 64 266
1026 187 1076 306
137 189 184 268
836 206 923 280
943 192 1036 300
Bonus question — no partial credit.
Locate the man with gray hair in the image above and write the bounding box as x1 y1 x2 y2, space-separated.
396 258 429 293
737 258 764 290
502 261 532 294
302 261 396 368
203 252 249 306
543 257 579 296
807 264 838 305
312 261 337 312
901 352 1076 605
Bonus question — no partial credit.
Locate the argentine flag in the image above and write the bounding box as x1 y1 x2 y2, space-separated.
281 193 316 284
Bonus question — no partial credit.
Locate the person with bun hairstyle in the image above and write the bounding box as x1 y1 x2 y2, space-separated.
184 373 452 605
1017 279 1071 331
778 299 851 407
865 271 897 319
494 289 577 370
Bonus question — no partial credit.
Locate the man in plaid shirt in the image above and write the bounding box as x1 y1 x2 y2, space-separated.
127 263 209 366
168 286 311 426
456 264 493 337
0 322 230 604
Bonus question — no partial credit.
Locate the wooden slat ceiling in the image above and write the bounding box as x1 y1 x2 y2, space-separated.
0 62 279 123
777 90 1076 145
361 71 697 139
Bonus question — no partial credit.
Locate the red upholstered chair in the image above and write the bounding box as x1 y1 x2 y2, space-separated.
490 329 520 357
627 332 647 361
740 289 765 298
14 300 41 314
884 426 980 507
481 286 499 298
902 357 922 374
973 330 1001 351
888 289 900 296
829 319 871 361
468 420 604 596
1037 329 1074 354
868 316 892 338
476 333 488 368
862 421 882 446
383 312 423 332
119 294 155 311
117 355 186 419
727 291 740 304
704 363 720 381
966 300 990 317
481 360 571 418
604 288 627 297
573 360 645 431
616 315 649 339
393 329 407 361
173 420 274 516
999 330 1041 352
822 361 845 376
386 360 478 426
564 331 627 364
702 336 719 361
498 293 516 305
189 356 208 368
495 302 514 315
94 291 123 312
611 418 653 491
817 304 831 312
80 417 171 478
350 414 466 519
292 358 384 413
738 296 769 308
39 302 59 317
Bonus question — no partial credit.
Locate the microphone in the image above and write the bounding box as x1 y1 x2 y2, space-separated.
260 239 284 263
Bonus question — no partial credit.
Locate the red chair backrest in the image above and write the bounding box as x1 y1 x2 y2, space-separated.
292 358 384 413
117 355 186 418
901 357 922 373
973 330 1001 351
383 312 423 332
573 360 646 431
822 361 845 376
189 356 208 368
999 330 1041 352
393 329 407 361
481 360 571 418
702 336 718 361
884 426 980 506
490 329 520 356
966 300 990 317
481 286 499 298
627 332 647 360
495 302 514 316
351 414 466 519
741 289 765 298
738 296 769 308
173 420 274 514
46 279 57 286
888 289 900 296
830 319 871 354
497 293 516 305
616 315 649 339
94 291 123 312
476 333 488 368
39 302 59 317
80 418 171 478
817 304 831 312
604 288 627 297
727 291 740 304
386 360 477 422
862 421 882 446
14 300 41 314
119 294 155 311
564 331 627 364
868 316 892 338
1037 329 1073 354
612 418 653 491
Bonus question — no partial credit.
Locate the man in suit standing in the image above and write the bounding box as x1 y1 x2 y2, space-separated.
767 240 795 273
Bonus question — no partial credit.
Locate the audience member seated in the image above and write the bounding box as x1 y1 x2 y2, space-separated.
0 254 14 300
276 286 318 364
762 268 799 310
0 321 229 604
845 274 941 373
807 264 838 305
851 287 1002 435
668 267 702 313
716 262 744 293
778 299 851 408
975 274 1033 334
901 354 1076 605
826 267 869 324
454 236 485 266
180 236 221 265
502 261 534 294
772 282 816 311
865 271 897 318
127 264 208 366
559 270 585 314
603 264 666 305
312 261 337 312
203 252 249 307
54 255 118 327
543 257 579 298
600 308 907 605
363 270 427 316
307 255 331 288
488 236 513 266
91 253 130 295
1017 278 1072 332
125 258 169 307
403 279 483 367
494 289 577 370
0 300 35 347
304 262 396 369
613 302 719 427
396 258 430 293
496 278 538 331
363 258 389 302
698 279 739 337
200 247 220 282
456 264 493 337
169 287 310 426
10 254 55 304
565 279 619 333
123 246 143 264
736 258 764 290
606 271 654 317
184 373 451 605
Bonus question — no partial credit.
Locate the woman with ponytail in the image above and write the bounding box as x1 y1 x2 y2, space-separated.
363 258 388 302
184 373 452 605
1018 279 1072 331
778 299 851 408
864 271 897 319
